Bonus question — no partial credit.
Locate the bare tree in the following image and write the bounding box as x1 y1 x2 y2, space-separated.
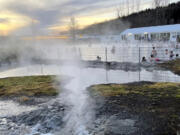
153 0 161 25
135 0 141 12
162 0 170 6
153 0 169 8
116 5 123 18
116 0 126 18
153 0 161 8
152 0 170 25
131 0 135 13
126 0 130 15
69 17 78 41
116 8 121 18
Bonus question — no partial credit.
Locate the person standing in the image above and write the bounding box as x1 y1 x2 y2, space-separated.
151 47 157 58
170 51 174 60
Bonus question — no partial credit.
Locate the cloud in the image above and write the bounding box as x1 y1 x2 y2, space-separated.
1 0 172 34
0 0 131 34
0 11 33 36
0 18 9 23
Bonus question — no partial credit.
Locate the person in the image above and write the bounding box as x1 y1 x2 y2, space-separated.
111 46 116 54
151 47 157 57
164 49 169 61
97 56 101 61
165 49 168 55
150 54 155 62
150 54 160 63
176 44 179 49
176 54 179 59
170 51 174 59
142 56 147 62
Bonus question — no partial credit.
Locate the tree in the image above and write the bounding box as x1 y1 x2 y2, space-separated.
126 0 130 15
152 0 170 25
153 0 162 8
69 17 78 41
135 0 141 12
116 0 126 18
153 0 170 8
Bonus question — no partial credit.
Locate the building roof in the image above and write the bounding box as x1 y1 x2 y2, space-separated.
121 24 180 35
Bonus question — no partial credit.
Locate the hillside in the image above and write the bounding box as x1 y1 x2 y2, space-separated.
79 1 180 35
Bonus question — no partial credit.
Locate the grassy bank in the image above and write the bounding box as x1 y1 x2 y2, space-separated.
159 59 180 75
89 82 180 134
90 82 180 98
0 76 59 100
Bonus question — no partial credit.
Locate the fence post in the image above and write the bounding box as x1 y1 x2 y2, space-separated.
105 47 108 63
105 47 109 82
79 48 82 59
138 47 141 81
41 64 44 75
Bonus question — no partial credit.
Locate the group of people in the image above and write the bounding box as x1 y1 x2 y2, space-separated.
142 47 179 63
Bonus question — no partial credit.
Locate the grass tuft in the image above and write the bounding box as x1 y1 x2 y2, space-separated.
0 75 59 98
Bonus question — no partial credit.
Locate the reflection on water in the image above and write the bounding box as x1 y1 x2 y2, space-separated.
0 64 180 135
0 64 180 83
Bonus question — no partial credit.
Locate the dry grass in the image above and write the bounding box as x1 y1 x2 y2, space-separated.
0 75 59 98
90 82 180 98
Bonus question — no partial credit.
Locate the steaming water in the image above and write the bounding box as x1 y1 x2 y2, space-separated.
0 64 180 83
57 65 94 135
0 64 180 135
0 43 180 135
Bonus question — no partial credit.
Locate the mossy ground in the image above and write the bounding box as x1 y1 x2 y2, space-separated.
159 59 180 75
0 75 60 100
89 82 180 134
90 82 180 98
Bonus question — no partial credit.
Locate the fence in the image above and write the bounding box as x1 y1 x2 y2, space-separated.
1 44 180 83
75 45 180 83
77 46 180 63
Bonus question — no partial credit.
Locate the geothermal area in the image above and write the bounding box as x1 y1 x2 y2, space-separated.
0 38 179 135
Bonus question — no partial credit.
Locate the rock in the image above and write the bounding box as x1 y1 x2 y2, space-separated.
104 116 137 135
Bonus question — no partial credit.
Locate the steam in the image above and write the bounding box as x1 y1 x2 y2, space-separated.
57 49 95 135
0 35 179 135
0 37 95 134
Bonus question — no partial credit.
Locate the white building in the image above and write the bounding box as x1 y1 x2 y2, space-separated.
120 24 180 42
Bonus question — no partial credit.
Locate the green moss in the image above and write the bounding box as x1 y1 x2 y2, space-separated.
90 84 130 97
90 82 180 98
0 75 59 98
90 82 180 134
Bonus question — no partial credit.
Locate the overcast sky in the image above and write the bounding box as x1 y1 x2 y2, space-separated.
0 0 179 36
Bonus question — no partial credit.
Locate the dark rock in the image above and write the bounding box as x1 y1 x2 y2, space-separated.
104 116 137 135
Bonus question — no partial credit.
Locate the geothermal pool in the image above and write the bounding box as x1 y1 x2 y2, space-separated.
0 64 180 83
0 64 180 135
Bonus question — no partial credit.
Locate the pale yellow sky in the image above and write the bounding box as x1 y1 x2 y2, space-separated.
0 11 39 35
49 7 117 32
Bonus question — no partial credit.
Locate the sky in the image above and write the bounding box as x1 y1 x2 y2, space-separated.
0 0 179 36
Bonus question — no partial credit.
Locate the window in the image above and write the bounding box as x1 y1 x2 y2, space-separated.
144 34 149 40
134 34 141 40
177 35 180 43
172 32 177 38
160 33 170 41
121 35 127 40
151 33 158 41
